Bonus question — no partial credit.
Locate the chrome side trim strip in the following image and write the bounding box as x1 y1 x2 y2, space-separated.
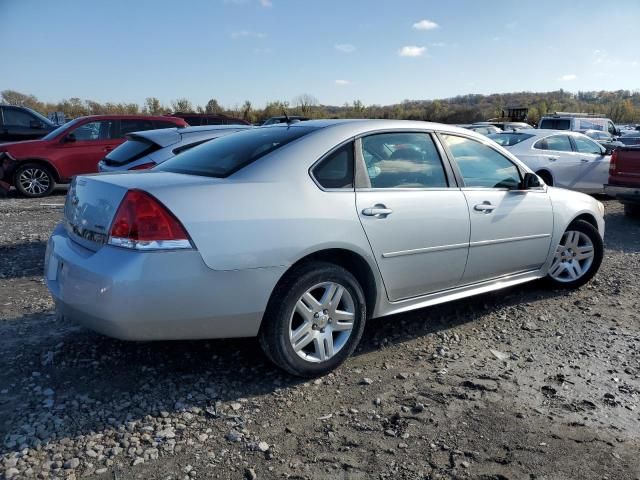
470 233 551 248
382 233 551 258
382 242 468 258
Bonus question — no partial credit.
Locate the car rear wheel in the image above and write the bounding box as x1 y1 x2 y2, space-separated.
623 203 640 217
546 220 603 289
259 261 367 377
14 163 55 198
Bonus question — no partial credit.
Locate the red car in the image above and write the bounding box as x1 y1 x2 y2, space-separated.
605 146 640 217
0 115 187 197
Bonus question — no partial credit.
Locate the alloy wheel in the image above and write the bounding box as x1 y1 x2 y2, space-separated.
18 168 51 196
548 230 595 283
289 281 355 363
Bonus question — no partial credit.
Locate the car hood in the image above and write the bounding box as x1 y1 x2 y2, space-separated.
0 138 51 153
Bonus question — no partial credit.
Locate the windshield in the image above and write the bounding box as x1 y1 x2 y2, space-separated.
156 126 317 177
41 118 83 141
487 132 534 146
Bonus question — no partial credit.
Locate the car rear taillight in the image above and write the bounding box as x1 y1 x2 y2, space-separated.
128 162 156 171
609 149 618 175
108 190 192 250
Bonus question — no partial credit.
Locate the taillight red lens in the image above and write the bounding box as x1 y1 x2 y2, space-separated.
128 162 156 171
110 190 189 244
609 149 617 175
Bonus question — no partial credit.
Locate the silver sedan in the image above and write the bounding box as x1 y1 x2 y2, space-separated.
46 120 605 376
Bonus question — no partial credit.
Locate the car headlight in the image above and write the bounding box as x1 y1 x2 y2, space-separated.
597 201 605 216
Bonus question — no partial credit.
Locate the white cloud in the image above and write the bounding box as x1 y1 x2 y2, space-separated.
231 30 267 39
412 19 438 30
334 43 356 53
559 74 577 81
335 79 351 86
398 45 426 57
259 0 272 6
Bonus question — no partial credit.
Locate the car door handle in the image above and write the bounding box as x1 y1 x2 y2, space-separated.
580 159 589 163
362 205 393 217
548 156 558 161
474 202 497 213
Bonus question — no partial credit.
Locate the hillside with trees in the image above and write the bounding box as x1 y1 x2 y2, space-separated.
2 88 639 125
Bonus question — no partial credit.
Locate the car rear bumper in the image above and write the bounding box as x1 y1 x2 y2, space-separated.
604 184 640 204
45 223 284 340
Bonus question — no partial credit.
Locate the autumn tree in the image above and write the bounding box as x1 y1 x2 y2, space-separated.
171 98 193 113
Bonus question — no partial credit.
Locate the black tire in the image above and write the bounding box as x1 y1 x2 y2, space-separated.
623 203 640 218
536 170 553 186
546 220 603 289
259 261 367 377
14 163 55 198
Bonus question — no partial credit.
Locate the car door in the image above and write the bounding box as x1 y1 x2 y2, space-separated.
1 106 49 142
570 135 610 193
56 119 119 177
532 134 582 189
440 134 553 285
355 131 470 301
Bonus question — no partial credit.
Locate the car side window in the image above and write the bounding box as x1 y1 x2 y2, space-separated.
119 119 155 137
608 122 616 135
3 108 35 127
441 134 521 189
154 121 180 129
359 132 448 189
534 135 572 152
71 120 115 141
573 136 603 155
313 142 354 189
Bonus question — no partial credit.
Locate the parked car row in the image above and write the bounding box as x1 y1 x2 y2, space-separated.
45 119 606 376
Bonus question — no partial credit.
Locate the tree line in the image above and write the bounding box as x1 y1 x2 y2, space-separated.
2 88 639 125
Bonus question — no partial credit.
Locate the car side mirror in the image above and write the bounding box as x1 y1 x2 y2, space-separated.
521 172 542 190
603 146 613 155
64 133 76 143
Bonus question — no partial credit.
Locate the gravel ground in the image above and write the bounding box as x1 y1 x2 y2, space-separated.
0 192 639 480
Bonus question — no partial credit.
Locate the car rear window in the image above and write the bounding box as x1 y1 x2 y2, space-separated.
539 119 571 130
104 137 159 165
156 126 317 177
487 132 534 146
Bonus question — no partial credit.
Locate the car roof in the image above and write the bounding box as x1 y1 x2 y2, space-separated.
73 114 186 121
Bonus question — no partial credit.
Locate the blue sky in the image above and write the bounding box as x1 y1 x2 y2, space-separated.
2 0 639 108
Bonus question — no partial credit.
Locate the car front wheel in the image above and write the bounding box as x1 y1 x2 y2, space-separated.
546 220 603 289
14 163 55 198
259 261 367 377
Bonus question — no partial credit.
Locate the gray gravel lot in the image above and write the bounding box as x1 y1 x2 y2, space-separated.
0 192 639 480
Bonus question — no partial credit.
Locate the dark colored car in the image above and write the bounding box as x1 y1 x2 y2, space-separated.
0 115 187 197
262 116 310 126
604 147 640 216
0 105 57 143
166 113 249 126
618 135 640 147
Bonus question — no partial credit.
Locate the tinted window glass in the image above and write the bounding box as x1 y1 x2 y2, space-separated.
157 126 316 177
313 143 354 189
105 138 157 165
42 117 83 140
206 117 224 125
619 136 640 146
573 136 602 155
3 108 35 127
534 135 573 152
539 119 571 130
488 132 534 146
442 135 520 189
360 133 447 188
119 119 155 137
71 120 115 141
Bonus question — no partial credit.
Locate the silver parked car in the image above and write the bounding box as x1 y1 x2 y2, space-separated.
46 120 605 377
98 125 251 172
488 129 612 193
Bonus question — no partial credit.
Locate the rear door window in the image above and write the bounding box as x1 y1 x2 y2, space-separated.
157 126 317 177
119 119 155 137
573 136 603 155
534 135 573 152
539 119 571 130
